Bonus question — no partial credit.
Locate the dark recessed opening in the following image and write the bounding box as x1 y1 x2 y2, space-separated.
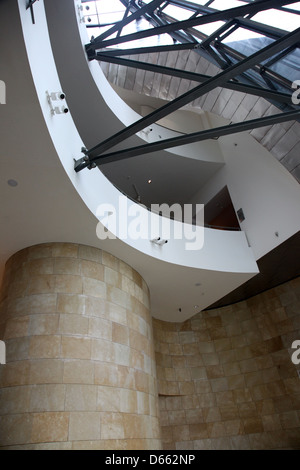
204 186 240 231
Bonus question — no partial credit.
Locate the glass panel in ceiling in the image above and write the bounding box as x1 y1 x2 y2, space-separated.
252 8 300 32
83 0 300 93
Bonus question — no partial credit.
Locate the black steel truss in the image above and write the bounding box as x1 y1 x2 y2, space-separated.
94 0 163 42
75 0 300 172
95 54 294 104
76 110 300 168
95 43 198 57
86 0 297 50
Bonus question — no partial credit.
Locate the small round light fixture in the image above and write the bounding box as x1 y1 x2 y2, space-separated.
194 305 199 310
148 179 152 184
7 179 18 187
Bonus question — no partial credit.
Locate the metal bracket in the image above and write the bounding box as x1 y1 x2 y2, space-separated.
26 0 39 25
150 237 168 245
74 149 97 172
77 4 86 24
46 91 69 116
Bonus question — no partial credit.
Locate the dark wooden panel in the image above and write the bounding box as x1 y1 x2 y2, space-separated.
207 231 300 310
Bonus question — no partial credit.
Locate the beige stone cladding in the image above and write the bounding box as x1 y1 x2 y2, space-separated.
153 277 300 450
0 243 161 450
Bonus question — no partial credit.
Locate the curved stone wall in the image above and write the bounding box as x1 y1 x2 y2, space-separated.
153 278 300 450
0 243 161 450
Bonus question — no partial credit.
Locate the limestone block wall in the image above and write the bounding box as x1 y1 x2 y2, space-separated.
0 243 161 450
153 278 300 450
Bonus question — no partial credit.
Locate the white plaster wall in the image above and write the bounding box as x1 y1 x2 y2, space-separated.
190 130 300 260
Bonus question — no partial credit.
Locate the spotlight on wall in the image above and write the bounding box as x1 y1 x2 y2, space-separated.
46 91 69 116
237 208 245 223
49 91 66 101
150 237 168 246
7 179 18 187
53 106 69 115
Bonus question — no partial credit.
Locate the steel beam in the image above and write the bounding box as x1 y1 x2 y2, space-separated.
94 0 163 42
264 45 296 68
87 0 297 50
165 0 290 40
119 0 198 46
74 110 300 170
235 18 286 40
94 42 198 58
81 27 300 164
111 0 298 91
95 54 294 104
117 3 131 38
236 0 300 16
200 20 236 48
147 9 198 47
190 27 294 91
149 4 297 90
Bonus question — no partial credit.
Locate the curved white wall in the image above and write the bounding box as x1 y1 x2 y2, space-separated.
189 131 300 260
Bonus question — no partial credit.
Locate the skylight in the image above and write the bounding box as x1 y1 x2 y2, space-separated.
75 0 300 177
82 0 300 45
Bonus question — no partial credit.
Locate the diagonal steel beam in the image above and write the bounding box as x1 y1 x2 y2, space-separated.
162 10 294 91
75 26 300 172
200 20 237 48
94 0 163 42
167 0 292 40
264 45 296 68
235 17 286 40
237 0 300 16
116 3 131 38
115 0 298 91
95 53 294 104
147 8 199 47
119 0 199 46
75 110 300 169
87 0 298 50
93 42 198 58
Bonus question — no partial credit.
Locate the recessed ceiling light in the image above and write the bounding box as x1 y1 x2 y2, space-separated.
194 305 199 309
7 179 18 187
148 179 152 184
